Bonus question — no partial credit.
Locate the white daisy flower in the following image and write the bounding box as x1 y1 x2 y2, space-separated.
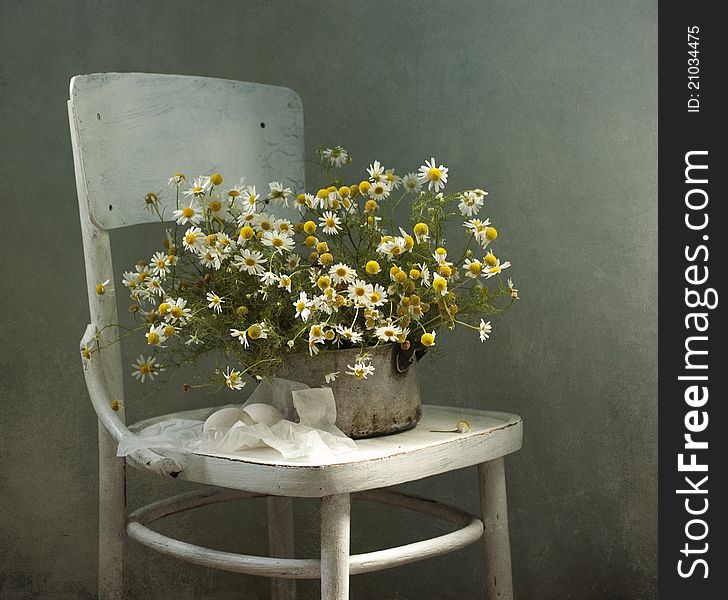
198 248 222 270
274 218 293 234
294 291 312 321
122 271 140 290
375 323 403 342
167 298 191 322
144 277 165 297
384 169 401 190
234 249 267 275
132 355 164 382
95 279 112 296
253 212 275 233
206 292 224 313
268 181 292 206
417 157 449 192
329 262 357 284
479 319 492 342
172 199 203 225
377 237 407 259
145 324 167 347
308 323 326 344
418 263 431 286
278 274 292 292
182 226 205 251
246 322 269 342
261 230 294 254
319 211 343 235
368 180 391 201
150 251 172 278
458 190 484 217
508 278 520 300
223 367 246 390
259 271 278 286
463 258 484 278
168 172 186 188
369 284 388 307
323 146 349 168
402 172 422 193
185 333 204 346
483 259 511 279
230 328 249 348
347 279 373 307
241 185 260 212
324 371 340 383
182 176 211 198
336 326 363 345
367 160 386 182
346 360 375 380
286 254 301 270
464 218 491 242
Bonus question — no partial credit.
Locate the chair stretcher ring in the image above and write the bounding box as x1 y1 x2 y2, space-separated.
126 487 484 579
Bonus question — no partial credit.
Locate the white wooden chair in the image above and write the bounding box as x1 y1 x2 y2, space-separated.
70 72 523 600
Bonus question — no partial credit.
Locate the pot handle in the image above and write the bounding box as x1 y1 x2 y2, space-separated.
394 345 428 374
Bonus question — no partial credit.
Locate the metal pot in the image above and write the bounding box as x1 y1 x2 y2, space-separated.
281 344 423 439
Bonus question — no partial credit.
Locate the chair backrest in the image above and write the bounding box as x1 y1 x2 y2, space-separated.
69 72 305 230
70 73 305 416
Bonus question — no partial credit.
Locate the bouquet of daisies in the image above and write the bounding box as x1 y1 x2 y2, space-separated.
87 147 519 391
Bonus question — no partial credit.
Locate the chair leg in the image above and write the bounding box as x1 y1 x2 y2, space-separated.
478 458 514 600
98 424 125 599
268 496 296 600
320 493 351 600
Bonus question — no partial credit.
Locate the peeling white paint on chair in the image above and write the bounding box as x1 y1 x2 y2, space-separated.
71 72 522 600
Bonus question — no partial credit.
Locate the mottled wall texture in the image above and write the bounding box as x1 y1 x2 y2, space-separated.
0 1 657 598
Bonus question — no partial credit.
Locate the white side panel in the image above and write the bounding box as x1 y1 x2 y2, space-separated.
70 73 305 230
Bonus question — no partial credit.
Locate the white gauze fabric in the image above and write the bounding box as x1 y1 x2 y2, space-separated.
116 378 357 459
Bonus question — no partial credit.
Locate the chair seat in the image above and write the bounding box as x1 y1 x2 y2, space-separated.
127 404 522 498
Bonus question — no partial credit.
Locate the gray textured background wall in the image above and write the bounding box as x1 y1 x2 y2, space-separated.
0 1 657 598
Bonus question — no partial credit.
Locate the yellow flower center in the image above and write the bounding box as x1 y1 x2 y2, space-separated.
228 190 240 197
428 167 442 181
192 186 203 194
158 302 171 315
209 200 222 212
182 207 194 218
260 221 272 230
304 221 317 234
164 325 175 337
147 332 160 345
240 226 254 239
95 283 106 295
317 276 330 290
370 292 381 304
245 258 256 267
297 301 306 312
484 253 497 266
384 328 395 338
236 306 249 315
279 222 290 232
140 364 152 375
311 326 323 337
247 324 263 339
374 185 385 195
433 278 447 292
391 246 401 255
359 181 371 193
272 237 284 247
365 260 380 274
336 268 347 278
355 286 366 297
325 218 336 228
410 269 421 279
485 227 498 241
469 262 482 275
210 173 223 185
435 247 447 256
421 333 435 347
185 233 197 245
